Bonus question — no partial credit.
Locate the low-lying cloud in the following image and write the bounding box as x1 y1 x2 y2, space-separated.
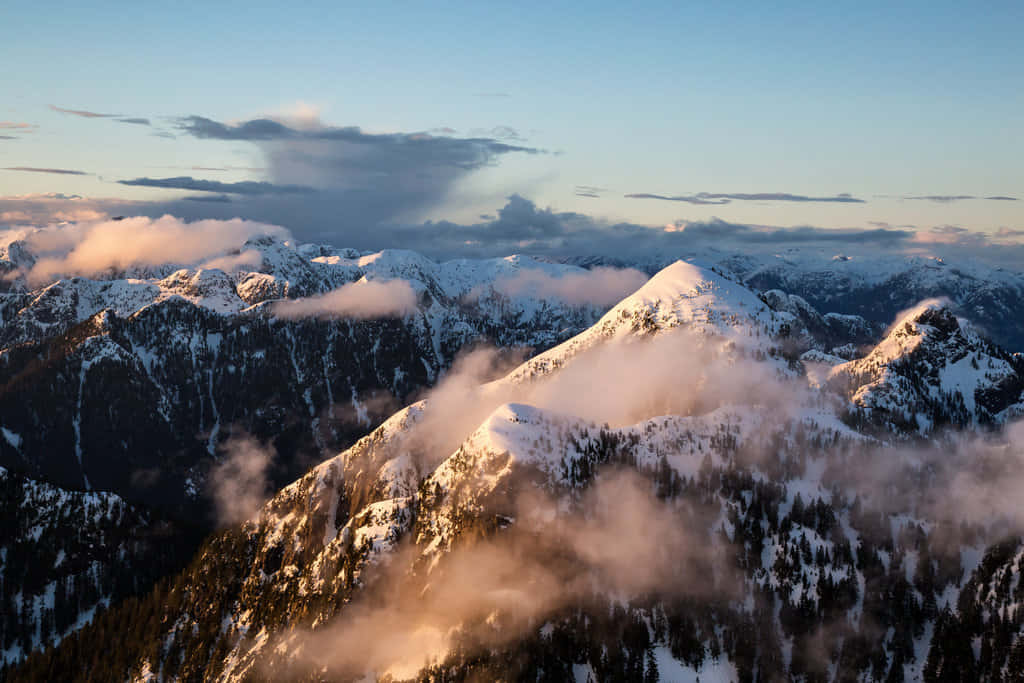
271 279 418 320
208 434 275 527
290 471 729 679
21 215 288 284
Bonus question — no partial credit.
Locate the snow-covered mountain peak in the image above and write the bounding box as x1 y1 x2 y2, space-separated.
866 298 958 364
502 259 794 384
828 297 1024 432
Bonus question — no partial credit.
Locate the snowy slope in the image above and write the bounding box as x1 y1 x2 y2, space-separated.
0 466 197 668
828 300 1024 433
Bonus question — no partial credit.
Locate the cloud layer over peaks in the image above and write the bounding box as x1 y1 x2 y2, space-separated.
21 215 287 284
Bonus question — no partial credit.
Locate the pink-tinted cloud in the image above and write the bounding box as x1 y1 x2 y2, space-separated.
23 215 288 284
272 279 418 319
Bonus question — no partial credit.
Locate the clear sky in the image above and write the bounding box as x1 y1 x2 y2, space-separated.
2 0 1022 236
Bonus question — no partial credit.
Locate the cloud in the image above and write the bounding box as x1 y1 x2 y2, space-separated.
469 125 524 141
177 115 541 164
0 193 124 226
485 266 648 307
626 191 866 204
197 249 265 273
360 198 915 261
3 166 88 175
118 176 315 195
574 185 607 198
904 194 1019 202
49 105 112 118
49 105 150 126
20 215 288 284
183 194 233 203
163 113 544 234
0 122 36 132
0 136 15 140
625 192 730 205
905 195 976 202
271 279 418 320
207 434 274 526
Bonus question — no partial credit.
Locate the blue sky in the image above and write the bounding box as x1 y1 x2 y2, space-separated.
2 0 1021 238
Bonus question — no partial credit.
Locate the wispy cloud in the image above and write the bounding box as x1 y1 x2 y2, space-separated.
625 192 730 205
118 176 315 196
905 195 975 202
181 165 267 172
469 125 524 141
207 434 275 527
626 191 866 204
49 104 112 118
0 122 36 134
49 105 150 126
3 166 88 175
575 185 607 198
904 194 1018 202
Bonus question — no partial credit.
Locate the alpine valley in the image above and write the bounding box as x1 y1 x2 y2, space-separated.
3 228 1024 683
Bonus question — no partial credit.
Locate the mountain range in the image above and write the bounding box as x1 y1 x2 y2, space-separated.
3 231 1024 681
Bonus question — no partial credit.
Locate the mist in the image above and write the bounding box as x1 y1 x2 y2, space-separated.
207 434 276 527
289 471 732 679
